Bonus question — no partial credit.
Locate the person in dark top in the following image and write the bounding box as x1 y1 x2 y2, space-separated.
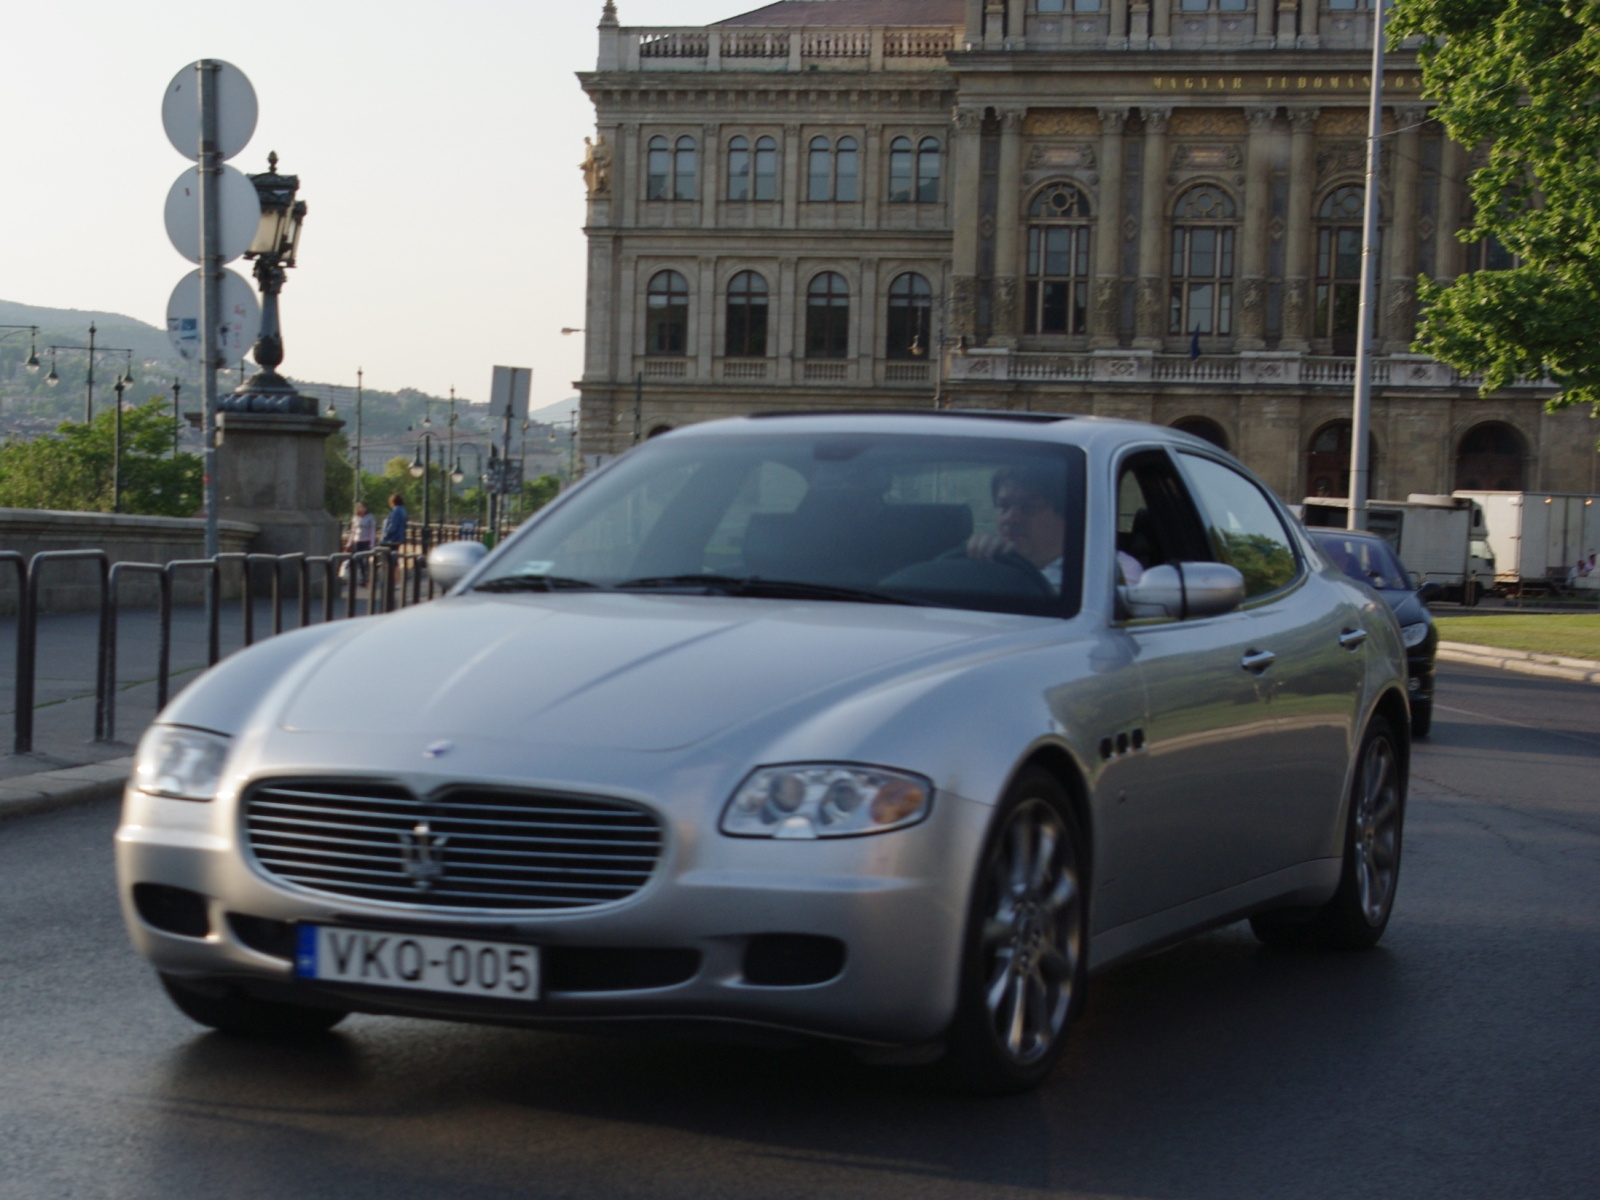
381 492 409 548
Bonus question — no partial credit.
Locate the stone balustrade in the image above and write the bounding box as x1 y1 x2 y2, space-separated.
605 26 961 73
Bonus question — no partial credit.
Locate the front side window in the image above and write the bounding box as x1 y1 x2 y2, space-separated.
1169 185 1238 337
1026 184 1093 335
647 270 690 357
1179 452 1299 598
475 433 1088 618
806 272 851 359
886 273 933 360
725 271 769 358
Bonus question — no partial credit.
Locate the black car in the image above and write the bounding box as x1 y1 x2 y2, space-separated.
1310 529 1439 737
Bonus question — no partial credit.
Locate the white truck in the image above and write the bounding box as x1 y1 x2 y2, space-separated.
1452 491 1600 596
1300 494 1496 605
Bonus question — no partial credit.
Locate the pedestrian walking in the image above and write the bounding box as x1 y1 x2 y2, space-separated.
382 492 409 549
345 500 375 584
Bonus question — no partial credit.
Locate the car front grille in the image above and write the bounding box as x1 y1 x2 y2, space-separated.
243 779 664 911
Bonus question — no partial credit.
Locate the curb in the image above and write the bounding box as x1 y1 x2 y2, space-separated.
1437 641 1600 686
0 758 131 822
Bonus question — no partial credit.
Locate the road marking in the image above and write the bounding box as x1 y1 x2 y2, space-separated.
1434 703 1600 754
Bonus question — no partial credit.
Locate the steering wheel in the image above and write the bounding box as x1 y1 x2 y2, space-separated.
936 546 1055 596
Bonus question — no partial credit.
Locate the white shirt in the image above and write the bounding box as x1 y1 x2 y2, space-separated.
350 512 376 544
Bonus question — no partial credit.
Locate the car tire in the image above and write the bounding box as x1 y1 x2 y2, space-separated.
159 973 349 1038
1411 700 1432 740
1250 715 1406 952
942 767 1087 1094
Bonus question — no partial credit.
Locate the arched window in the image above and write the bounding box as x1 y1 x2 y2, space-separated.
647 136 671 200
1170 185 1237 337
886 273 933 361
1306 420 1380 500
753 136 778 201
1026 184 1093 335
1317 185 1375 355
889 137 914 203
674 136 698 201
646 270 690 357
727 137 751 201
1455 422 1526 491
836 137 859 202
725 271 769 358
806 272 850 359
1173 416 1230 451
808 137 832 202
917 137 942 203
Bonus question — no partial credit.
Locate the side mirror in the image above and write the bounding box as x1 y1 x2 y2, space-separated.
427 540 488 591
1417 581 1443 603
1119 562 1245 620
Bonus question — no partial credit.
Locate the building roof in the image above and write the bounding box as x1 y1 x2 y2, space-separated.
716 0 965 27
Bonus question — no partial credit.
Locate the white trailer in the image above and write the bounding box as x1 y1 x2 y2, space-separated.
1300 494 1495 603
1453 492 1600 594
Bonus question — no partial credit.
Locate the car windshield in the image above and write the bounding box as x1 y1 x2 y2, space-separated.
477 430 1087 618
1312 531 1412 591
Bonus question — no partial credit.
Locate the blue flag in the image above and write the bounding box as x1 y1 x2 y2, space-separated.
1189 327 1202 360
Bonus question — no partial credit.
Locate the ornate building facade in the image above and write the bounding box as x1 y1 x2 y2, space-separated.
576 0 1599 501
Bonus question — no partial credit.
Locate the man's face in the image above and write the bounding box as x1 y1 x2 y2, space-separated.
995 483 1066 569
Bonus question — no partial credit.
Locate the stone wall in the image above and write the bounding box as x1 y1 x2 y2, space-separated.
0 511 259 615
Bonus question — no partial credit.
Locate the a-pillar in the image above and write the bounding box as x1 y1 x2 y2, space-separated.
950 106 986 342
991 107 1026 346
1237 107 1276 349
1281 106 1319 351
1434 133 1467 283
1093 106 1128 348
1133 106 1171 348
1384 106 1426 354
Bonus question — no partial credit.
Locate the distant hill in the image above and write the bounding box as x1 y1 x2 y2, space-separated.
0 299 176 365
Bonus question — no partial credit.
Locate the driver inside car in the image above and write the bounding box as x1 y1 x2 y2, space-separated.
965 465 1069 591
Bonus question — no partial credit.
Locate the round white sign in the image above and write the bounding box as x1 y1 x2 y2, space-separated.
164 165 261 265
166 268 262 363
161 60 258 162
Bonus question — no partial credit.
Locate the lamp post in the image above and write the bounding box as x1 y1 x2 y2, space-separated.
45 324 136 423
445 386 458 525
170 378 182 456
231 151 308 413
112 375 129 513
1 325 42 373
409 433 435 553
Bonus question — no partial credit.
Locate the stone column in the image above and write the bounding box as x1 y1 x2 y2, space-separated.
782 124 801 229
777 256 797 382
1298 0 1318 47
1385 106 1426 353
859 258 879 379
1094 106 1129 348
1108 0 1129 47
992 107 1027 346
697 256 716 378
1282 106 1319 351
1256 0 1276 41
701 125 719 228
1130 2 1151 45
950 106 986 342
1134 106 1171 348
984 0 1006 49
1151 0 1171 48
621 122 641 228
1237 107 1276 349
864 126 884 231
1277 0 1298 43
1007 0 1029 46
1435 133 1466 283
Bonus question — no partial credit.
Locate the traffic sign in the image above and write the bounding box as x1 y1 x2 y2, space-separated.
489 366 532 421
166 269 261 362
484 460 524 494
164 165 261 264
162 60 257 161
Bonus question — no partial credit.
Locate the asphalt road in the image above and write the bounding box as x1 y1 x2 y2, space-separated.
3 661 1596 1200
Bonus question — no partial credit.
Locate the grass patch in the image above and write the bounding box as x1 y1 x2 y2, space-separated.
1434 614 1600 661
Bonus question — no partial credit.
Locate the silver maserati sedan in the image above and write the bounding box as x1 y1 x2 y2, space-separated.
116 412 1410 1092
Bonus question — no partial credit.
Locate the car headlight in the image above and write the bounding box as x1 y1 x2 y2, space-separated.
721 765 933 839
1401 621 1431 648
133 725 231 802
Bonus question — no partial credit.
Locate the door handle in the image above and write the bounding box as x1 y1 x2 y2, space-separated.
1338 628 1369 650
1240 649 1277 674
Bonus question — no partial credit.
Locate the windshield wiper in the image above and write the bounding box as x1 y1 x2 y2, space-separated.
474 574 605 593
615 574 924 607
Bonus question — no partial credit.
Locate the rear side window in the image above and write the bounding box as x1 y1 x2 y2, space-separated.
1178 453 1299 597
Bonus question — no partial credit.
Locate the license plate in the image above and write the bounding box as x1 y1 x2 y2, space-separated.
294 925 539 1001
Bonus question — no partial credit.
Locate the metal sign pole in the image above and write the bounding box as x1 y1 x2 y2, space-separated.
1349 2 1387 532
198 60 222 558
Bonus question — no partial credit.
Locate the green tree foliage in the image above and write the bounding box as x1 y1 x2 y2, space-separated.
0 400 201 515
1392 0 1600 413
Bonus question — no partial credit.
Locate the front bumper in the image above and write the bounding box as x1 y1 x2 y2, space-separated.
115 781 990 1047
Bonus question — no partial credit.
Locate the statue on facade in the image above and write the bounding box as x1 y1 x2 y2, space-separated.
580 135 613 197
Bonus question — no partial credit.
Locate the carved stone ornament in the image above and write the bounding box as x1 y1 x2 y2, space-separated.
1171 144 1243 172
953 108 985 133
1098 107 1129 134
1283 278 1310 337
1000 108 1027 133
1168 110 1249 138
1317 142 1367 182
1315 109 1398 138
1289 107 1322 136
1245 108 1276 135
1028 144 1097 171
1093 278 1120 339
950 276 980 339
1023 110 1102 138
1135 277 1165 336
991 278 1019 337
580 134 613 197
1142 107 1172 135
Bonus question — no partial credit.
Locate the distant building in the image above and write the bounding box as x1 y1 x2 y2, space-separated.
576 0 1598 500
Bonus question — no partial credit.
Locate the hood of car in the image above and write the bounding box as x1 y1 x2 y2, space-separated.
1376 588 1431 627
277 593 1030 752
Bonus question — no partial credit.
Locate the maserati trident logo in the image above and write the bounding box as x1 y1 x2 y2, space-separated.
399 821 448 891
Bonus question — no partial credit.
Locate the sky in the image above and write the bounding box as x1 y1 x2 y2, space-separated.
1 0 759 409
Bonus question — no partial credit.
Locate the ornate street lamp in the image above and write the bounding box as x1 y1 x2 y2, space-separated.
227 151 313 413
1 325 42 374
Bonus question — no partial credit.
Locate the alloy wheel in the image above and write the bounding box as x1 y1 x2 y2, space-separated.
980 798 1081 1064
1353 735 1401 925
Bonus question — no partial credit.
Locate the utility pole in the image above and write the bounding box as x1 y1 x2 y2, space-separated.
85 322 97 424
171 378 182 457
1349 0 1387 532
198 60 222 558
446 385 456 525
353 367 364 517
